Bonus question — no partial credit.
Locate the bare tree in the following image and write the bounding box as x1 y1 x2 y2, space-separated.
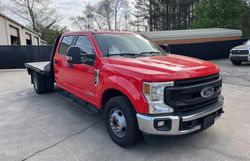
9 0 59 32
97 0 114 30
71 16 88 31
72 0 130 31
92 13 105 30
113 0 122 30
71 3 94 31
122 0 131 31
71 2 104 31
112 0 130 31
130 0 147 32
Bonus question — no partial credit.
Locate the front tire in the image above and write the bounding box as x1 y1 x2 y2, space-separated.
104 96 142 147
231 60 242 65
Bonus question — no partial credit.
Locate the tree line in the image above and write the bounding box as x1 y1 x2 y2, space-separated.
130 0 197 31
72 0 198 31
71 0 131 31
73 0 250 36
2 0 250 44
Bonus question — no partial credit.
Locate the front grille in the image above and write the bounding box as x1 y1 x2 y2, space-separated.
175 97 218 113
164 73 222 113
174 74 220 87
231 50 249 55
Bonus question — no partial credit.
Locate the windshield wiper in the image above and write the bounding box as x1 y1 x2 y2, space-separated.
108 53 141 57
107 51 160 57
140 51 161 55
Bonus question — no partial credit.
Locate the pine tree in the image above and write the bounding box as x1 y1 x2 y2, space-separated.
130 0 147 31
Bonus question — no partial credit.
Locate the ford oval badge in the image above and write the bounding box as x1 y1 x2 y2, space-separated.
201 87 214 98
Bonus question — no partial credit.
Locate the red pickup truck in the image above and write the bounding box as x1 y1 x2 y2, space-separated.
25 31 224 147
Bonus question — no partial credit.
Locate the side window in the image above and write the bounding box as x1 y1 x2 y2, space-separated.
75 36 95 55
58 36 75 55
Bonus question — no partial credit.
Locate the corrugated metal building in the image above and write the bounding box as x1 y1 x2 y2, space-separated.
0 12 47 45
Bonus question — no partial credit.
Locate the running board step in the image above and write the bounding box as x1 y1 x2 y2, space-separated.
57 89 100 115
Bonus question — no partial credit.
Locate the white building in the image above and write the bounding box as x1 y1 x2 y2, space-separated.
0 12 47 45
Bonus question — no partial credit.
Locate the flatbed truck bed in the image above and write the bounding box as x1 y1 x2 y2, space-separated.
25 61 51 75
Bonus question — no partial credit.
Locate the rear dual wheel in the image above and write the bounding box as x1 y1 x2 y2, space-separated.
32 72 54 94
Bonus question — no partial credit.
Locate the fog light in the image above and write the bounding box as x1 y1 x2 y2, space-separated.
154 119 172 131
157 121 165 127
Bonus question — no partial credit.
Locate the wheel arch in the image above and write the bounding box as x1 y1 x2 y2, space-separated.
97 76 148 114
101 88 131 111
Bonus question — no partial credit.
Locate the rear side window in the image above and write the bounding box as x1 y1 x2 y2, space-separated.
75 36 95 55
58 36 75 55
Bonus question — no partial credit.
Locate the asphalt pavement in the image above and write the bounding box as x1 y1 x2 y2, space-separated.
0 59 250 161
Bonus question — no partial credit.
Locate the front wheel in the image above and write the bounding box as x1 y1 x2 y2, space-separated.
231 60 242 65
104 96 142 147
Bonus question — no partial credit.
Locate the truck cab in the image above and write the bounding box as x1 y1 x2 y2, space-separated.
25 31 224 147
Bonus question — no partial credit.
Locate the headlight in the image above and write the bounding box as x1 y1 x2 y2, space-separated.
143 82 174 114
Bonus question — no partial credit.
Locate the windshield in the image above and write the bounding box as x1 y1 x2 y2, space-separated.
94 33 166 56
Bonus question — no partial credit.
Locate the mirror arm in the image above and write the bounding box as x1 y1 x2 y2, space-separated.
66 56 72 61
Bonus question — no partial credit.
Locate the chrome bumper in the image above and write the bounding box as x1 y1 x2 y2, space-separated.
136 97 224 135
229 54 250 61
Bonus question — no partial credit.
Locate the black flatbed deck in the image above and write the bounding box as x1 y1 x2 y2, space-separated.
25 61 51 75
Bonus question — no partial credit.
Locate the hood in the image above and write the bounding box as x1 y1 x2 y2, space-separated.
232 44 250 50
107 54 220 81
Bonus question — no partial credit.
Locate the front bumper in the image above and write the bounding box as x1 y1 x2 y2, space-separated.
136 96 224 135
229 54 250 62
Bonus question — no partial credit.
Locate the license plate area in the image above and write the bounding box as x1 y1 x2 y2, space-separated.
202 114 216 130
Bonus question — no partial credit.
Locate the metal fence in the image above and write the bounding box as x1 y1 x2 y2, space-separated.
0 38 248 69
164 38 248 60
0 45 53 69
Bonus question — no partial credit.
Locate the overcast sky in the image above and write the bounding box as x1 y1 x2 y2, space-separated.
51 0 86 30
1 0 98 31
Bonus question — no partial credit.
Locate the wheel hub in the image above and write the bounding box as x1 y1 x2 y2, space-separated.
109 108 127 138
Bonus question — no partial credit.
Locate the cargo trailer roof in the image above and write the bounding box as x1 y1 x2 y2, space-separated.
140 28 242 41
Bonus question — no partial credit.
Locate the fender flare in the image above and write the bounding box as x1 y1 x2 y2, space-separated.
96 76 147 113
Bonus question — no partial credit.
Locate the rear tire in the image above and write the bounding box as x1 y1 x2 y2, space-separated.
32 72 46 94
231 61 242 65
104 96 142 147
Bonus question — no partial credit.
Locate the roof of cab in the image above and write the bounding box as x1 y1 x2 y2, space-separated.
63 30 135 36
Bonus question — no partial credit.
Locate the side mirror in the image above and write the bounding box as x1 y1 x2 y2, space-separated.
162 44 170 54
66 47 81 64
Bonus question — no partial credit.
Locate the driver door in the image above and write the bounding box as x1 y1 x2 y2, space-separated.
67 34 97 105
